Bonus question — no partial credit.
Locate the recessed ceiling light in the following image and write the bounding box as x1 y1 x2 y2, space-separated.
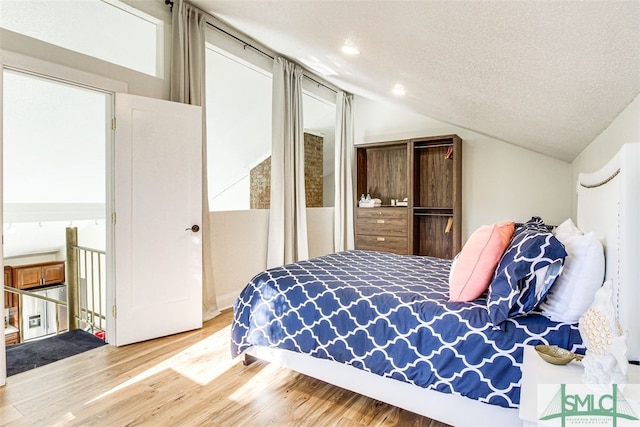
341 44 360 55
392 84 406 96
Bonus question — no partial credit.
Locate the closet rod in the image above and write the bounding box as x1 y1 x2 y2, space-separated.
414 143 453 149
205 21 338 94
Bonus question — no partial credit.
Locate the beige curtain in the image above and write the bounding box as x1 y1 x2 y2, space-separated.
267 57 308 268
170 0 219 321
334 91 355 252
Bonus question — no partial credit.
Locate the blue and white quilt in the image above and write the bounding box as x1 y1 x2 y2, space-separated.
231 250 583 408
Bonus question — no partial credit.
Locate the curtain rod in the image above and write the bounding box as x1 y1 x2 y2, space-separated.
205 21 338 94
206 21 273 61
166 0 339 94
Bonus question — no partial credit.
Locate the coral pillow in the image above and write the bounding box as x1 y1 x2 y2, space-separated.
449 221 515 302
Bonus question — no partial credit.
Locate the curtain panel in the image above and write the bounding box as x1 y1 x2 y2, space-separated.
267 57 309 268
334 91 355 251
170 0 219 321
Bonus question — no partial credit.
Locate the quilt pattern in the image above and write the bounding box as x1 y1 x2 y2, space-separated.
231 250 583 408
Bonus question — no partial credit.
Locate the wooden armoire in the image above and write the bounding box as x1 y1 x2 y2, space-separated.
355 134 462 259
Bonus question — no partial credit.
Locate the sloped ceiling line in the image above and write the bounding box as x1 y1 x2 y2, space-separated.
191 0 640 162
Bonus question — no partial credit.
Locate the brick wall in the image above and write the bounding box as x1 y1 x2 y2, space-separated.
250 158 271 209
250 133 324 208
304 133 323 207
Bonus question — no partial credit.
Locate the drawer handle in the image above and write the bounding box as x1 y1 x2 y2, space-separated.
376 219 385 224
376 237 386 242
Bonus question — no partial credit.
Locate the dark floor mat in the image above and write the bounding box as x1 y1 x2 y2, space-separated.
6 329 106 376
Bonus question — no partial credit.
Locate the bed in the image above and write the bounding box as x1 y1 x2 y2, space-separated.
230 142 640 426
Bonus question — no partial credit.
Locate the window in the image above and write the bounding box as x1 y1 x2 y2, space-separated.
205 45 336 211
205 45 272 211
0 0 162 77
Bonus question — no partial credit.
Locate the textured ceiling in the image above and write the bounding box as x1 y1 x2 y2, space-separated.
191 0 640 162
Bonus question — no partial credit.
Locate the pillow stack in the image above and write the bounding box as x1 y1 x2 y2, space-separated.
449 216 605 326
539 218 605 323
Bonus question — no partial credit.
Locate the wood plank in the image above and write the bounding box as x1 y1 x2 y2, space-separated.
0 309 451 426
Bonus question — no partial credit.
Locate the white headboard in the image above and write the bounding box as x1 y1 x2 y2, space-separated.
577 142 640 362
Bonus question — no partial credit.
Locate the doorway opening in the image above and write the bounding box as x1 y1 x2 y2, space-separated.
3 68 110 373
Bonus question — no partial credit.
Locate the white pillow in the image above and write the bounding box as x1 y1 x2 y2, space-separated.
540 218 605 323
553 216 583 241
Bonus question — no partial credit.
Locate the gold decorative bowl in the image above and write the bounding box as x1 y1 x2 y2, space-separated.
535 345 583 365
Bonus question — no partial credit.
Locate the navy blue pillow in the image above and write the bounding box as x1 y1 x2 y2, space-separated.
487 218 567 325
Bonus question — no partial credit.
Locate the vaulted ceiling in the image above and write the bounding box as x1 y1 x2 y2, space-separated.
191 0 640 162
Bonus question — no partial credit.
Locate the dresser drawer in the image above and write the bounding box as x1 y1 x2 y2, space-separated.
356 216 407 236
356 207 408 219
356 235 409 255
355 207 409 254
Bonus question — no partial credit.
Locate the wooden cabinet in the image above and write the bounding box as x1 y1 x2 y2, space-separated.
12 261 65 290
5 328 19 345
355 140 410 255
356 207 409 254
355 134 462 259
4 261 66 345
4 266 13 307
411 136 462 259
4 266 20 346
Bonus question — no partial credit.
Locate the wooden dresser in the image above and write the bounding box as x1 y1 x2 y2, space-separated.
355 207 409 255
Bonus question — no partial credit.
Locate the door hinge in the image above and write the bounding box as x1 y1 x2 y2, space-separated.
111 117 116 130
112 212 117 224
112 306 117 318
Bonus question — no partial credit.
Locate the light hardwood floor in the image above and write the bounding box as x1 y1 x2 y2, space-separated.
0 309 451 426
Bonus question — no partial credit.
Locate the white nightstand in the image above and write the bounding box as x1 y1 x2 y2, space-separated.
519 345 640 426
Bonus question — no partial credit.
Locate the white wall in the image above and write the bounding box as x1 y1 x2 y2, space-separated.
211 207 334 309
571 94 640 218
354 96 573 241
210 209 269 309
0 0 171 99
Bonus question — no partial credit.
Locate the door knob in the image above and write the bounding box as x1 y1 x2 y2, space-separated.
186 225 200 232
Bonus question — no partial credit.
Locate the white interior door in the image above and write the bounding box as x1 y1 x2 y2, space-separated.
113 93 202 346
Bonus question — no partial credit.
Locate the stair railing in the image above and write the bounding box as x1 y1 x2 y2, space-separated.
66 227 106 336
